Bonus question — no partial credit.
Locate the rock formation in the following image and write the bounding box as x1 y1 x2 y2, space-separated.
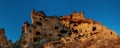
0 10 120 48
0 28 14 48
0 28 7 45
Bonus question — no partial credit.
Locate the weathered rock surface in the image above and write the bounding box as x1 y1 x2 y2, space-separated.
0 28 14 48
0 10 120 48
0 28 7 45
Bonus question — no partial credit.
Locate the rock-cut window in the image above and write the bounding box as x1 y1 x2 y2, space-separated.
92 27 96 31
36 32 40 35
33 37 38 42
36 22 42 26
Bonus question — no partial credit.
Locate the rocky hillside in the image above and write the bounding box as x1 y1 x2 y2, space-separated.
0 10 120 48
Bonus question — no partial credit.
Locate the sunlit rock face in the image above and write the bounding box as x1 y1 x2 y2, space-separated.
0 10 120 48
43 11 119 48
17 10 119 48
59 11 117 41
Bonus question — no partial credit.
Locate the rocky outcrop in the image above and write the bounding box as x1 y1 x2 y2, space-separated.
0 28 14 48
0 10 120 48
17 10 119 48
0 28 7 45
59 11 117 41
42 11 119 48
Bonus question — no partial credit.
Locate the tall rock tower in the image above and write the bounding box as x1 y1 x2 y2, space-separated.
19 10 64 48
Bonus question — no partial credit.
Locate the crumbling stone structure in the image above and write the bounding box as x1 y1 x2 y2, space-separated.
59 11 117 41
17 10 119 48
21 10 62 43
0 10 120 48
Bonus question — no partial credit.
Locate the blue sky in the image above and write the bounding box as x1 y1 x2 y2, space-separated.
0 0 120 43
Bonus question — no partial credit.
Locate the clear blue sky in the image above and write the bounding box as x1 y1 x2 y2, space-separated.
0 0 120 43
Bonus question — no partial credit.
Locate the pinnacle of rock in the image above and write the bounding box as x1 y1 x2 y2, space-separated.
0 28 7 45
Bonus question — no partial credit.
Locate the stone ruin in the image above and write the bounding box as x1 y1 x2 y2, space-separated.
0 10 120 48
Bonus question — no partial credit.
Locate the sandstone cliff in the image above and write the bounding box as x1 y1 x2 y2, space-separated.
0 10 120 48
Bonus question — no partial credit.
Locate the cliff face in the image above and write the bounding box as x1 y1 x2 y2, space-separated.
59 11 117 40
0 10 120 48
18 10 119 48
